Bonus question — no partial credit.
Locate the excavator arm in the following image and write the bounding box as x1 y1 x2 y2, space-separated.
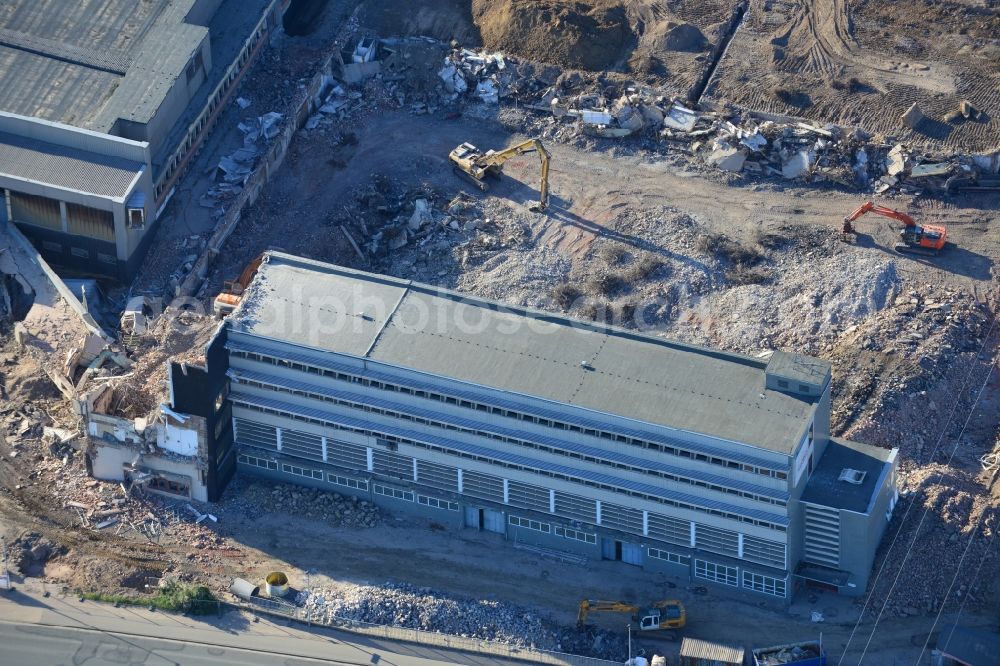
841 201 947 254
843 201 918 228
451 138 550 211
577 600 639 626
481 139 551 211
214 252 266 317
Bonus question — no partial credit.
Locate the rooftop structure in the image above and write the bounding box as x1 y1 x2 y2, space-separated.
0 130 144 201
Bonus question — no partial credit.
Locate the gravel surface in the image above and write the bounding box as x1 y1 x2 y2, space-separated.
298 581 630 659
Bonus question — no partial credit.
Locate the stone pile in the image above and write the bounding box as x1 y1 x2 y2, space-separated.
220 478 380 528
297 582 629 660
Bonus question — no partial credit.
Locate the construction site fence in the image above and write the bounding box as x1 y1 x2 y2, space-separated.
195 597 621 666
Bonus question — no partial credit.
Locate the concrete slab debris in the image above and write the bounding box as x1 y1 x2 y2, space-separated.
707 147 747 172
901 102 926 129
782 150 811 178
663 103 699 132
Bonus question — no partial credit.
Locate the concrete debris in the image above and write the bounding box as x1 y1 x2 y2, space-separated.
235 96 251 109
901 102 926 129
297 582 628 659
707 147 746 172
959 100 980 120
781 150 811 179
408 199 432 231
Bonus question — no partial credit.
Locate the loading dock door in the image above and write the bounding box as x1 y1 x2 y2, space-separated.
621 541 644 566
465 506 482 530
602 538 643 565
483 509 505 534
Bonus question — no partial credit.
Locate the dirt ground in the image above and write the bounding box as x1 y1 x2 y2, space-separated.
705 0 1000 150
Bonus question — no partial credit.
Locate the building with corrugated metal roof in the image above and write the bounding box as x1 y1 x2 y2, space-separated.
0 0 286 279
162 252 900 599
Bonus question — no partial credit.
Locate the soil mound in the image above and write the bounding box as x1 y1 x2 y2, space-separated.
473 0 633 71
652 22 708 52
355 0 481 45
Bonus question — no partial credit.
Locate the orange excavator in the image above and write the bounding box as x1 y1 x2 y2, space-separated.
841 201 948 255
213 252 265 317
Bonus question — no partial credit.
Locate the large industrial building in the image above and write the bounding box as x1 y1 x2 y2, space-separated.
169 252 899 600
0 0 286 279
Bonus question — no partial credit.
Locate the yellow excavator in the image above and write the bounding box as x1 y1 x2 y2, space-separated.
577 599 686 632
448 138 550 212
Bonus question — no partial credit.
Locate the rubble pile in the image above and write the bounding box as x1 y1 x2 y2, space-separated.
830 288 993 455
864 463 997 618
220 478 380 528
6 532 65 577
298 582 629 659
431 47 1000 194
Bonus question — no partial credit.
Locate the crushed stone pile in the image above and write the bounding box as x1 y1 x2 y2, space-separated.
298 582 629 659
220 478 381 528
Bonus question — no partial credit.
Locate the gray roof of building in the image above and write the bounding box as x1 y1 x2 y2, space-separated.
232 253 822 455
0 0 207 131
0 130 143 199
800 439 895 513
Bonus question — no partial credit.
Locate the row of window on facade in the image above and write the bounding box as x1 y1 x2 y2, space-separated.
232 372 788 509
236 431 788 571
232 407 788 538
232 349 790 480
239 453 787 598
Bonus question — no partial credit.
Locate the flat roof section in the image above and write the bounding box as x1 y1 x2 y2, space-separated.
0 0 208 132
0 131 143 200
800 439 895 513
233 253 822 455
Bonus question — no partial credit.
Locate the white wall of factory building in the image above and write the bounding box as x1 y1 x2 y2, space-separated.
225 334 796 600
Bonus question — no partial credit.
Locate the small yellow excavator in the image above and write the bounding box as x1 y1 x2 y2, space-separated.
577 599 686 632
448 138 550 212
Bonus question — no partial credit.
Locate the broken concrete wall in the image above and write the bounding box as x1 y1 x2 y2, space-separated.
86 405 210 502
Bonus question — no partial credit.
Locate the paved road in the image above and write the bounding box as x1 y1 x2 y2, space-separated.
0 584 519 666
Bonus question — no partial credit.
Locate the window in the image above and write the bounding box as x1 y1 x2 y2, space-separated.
281 463 323 480
328 474 368 491
148 474 190 497
742 571 786 598
509 515 550 533
238 454 277 471
41 241 62 252
373 484 414 502
70 247 89 259
777 379 789 388
418 495 459 511
648 548 689 565
798 384 810 394
127 207 145 229
694 559 738 586
97 252 116 265
554 526 597 544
